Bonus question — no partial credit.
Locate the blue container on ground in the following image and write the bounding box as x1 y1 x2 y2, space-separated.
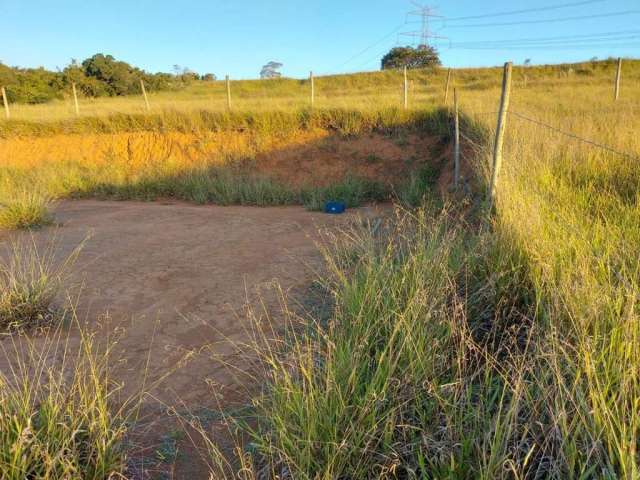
324 201 346 214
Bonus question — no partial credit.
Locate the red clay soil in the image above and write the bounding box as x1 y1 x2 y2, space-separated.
254 131 442 188
0 129 444 191
0 200 386 479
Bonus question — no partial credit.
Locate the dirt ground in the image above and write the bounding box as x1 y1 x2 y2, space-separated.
0 199 386 478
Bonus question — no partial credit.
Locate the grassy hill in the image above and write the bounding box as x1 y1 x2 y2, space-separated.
3 58 638 126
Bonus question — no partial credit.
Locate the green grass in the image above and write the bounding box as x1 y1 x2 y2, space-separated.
0 191 53 230
0 238 136 479
0 236 81 332
0 322 128 479
395 163 440 207
201 205 540 478
0 106 447 138
196 59 640 478
302 175 388 211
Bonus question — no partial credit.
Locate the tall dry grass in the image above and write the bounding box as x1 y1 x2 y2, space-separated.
455 59 640 476
0 232 134 479
2 58 634 124
0 322 128 479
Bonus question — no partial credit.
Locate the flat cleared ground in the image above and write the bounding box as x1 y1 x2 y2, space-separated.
0 199 385 477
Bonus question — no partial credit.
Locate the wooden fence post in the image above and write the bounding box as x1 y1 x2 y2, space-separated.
614 57 622 101
488 61 513 207
403 66 408 109
310 71 315 108
444 68 452 104
1 87 9 119
140 79 150 111
453 88 460 188
72 82 80 116
226 75 231 110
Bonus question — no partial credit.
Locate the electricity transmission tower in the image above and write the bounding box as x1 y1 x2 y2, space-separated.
400 3 447 48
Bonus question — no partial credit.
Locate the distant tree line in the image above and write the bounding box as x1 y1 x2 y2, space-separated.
0 53 217 104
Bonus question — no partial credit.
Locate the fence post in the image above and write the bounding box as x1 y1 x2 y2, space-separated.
310 71 315 108
1 87 9 119
614 57 622 101
444 68 452 104
226 75 231 110
72 82 80 116
140 79 150 111
488 61 513 207
453 88 460 188
403 66 408 109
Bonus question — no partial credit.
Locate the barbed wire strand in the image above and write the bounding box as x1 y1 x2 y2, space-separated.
508 110 638 161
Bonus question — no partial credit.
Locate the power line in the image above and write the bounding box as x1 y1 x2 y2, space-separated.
354 46 395 70
444 36 640 50
439 10 640 28
445 41 640 51
446 30 640 47
439 0 604 22
330 24 406 72
338 3 447 73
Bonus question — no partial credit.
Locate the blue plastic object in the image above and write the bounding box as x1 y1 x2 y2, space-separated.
324 201 346 214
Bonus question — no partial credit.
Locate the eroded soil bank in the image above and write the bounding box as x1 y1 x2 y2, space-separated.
0 128 446 191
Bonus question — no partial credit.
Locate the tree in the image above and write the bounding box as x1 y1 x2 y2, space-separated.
62 59 109 97
81 53 143 95
201 73 217 81
381 45 440 70
0 62 63 103
0 54 190 104
0 62 17 87
260 61 283 79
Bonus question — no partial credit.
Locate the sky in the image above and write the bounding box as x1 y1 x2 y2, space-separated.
1 0 639 79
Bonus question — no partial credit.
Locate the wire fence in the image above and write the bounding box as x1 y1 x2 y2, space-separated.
507 110 638 161
444 61 639 203
461 108 638 160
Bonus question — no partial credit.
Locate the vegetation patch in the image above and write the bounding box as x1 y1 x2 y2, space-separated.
0 325 129 479
0 237 81 333
0 191 53 230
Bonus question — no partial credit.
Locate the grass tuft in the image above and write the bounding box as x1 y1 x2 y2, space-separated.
0 321 128 479
302 175 387 211
0 236 82 333
0 191 53 230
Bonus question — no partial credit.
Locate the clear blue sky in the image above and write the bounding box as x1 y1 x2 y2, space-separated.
1 0 639 79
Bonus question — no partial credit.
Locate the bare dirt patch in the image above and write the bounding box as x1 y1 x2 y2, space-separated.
0 199 385 478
